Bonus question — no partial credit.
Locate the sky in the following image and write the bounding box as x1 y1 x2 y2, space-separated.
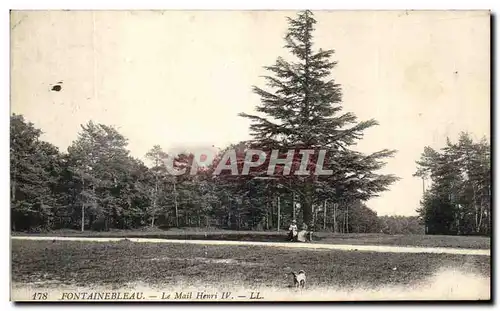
10 10 490 216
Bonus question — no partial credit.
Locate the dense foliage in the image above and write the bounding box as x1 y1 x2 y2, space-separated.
10 112 404 233
415 133 491 236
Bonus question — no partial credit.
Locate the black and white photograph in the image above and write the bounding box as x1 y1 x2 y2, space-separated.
9 9 491 302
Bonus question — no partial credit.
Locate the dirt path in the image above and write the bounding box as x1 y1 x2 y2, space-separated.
11 236 490 256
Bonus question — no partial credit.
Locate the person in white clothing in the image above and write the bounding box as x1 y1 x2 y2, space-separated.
297 223 308 242
288 220 298 241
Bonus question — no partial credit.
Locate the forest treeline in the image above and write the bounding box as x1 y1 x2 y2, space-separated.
415 133 491 236
11 115 488 236
11 113 402 233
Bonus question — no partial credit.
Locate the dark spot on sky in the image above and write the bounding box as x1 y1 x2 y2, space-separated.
454 71 458 74
51 85 62 92
50 81 63 92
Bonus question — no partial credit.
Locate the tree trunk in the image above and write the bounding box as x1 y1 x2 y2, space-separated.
81 203 85 232
81 177 87 232
340 211 344 234
266 201 269 230
277 196 281 231
152 174 158 228
173 179 179 227
303 201 312 228
473 182 479 233
486 184 491 235
302 192 313 228
270 198 274 228
11 180 16 203
314 204 318 227
323 200 327 230
11 160 17 202
478 196 484 234
345 206 349 234
333 203 337 233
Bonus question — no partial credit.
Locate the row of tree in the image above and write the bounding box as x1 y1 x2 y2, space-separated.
415 133 491 236
10 114 397 233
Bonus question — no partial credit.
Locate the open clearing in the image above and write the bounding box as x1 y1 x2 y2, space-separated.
11 239 490 300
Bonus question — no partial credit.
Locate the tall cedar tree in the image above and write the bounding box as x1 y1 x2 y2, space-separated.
239 11 398 226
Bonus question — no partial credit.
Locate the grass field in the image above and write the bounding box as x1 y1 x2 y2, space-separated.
11 239 490 290
12 229 491 249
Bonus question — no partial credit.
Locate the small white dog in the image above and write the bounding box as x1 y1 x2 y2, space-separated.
291 270 306 289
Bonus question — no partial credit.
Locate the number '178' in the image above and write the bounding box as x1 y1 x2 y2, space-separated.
32 293 48 300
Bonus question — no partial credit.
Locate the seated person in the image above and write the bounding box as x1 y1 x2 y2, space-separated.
297 223 308 242
288 220 298 241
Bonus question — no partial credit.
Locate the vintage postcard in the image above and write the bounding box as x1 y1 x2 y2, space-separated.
10 10 490 302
